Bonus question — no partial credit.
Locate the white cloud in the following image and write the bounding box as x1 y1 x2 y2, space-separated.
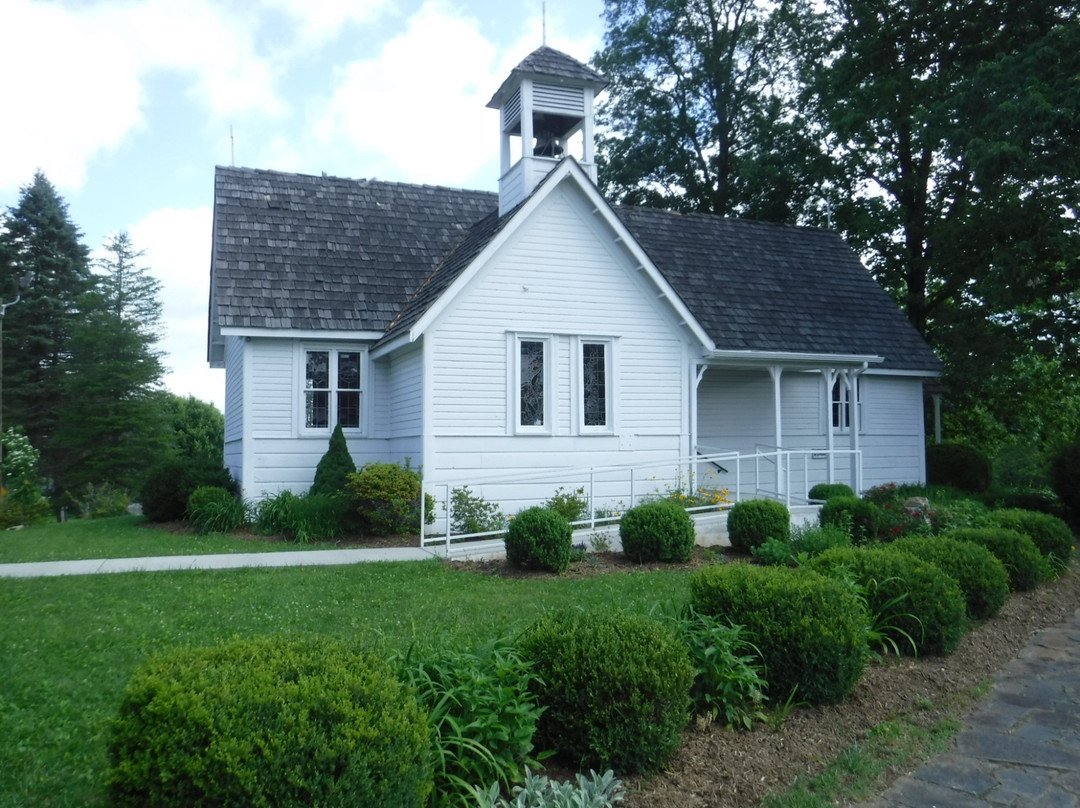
261 0 394 45
128 206 224 409
313 2 502 187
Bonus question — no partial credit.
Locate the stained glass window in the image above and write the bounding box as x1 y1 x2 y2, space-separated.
582 342 607 427
520 340 545 427
305 349 362 429
305 351 330 429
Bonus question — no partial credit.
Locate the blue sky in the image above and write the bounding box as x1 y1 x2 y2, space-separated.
0 0 607 409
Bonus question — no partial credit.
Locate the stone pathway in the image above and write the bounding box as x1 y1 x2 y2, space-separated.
850 608 1080 808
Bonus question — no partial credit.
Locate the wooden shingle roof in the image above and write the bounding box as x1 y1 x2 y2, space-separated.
209 165 940 372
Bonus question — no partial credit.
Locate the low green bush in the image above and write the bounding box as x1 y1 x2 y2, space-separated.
399 639 544 808
927 443 992 494
789 523 851 559
106 636 432 808
519 609 693 774
185 486 246 534
819 496 881 544
505 507 573 573
808 483 855 501
727 499 790 553
933 498 992 533
987 509 1075 574
140 458 238 522
309 424 356 498
345 461 430 536
809 546 967 656
449 486 506 535
619 499 696 563
689 564 867 705
670 606 766 728
253 490 344 543
472 769 624 808
890 535 1009 620
750 537 795 566
983 489 1064 518
544 486 590 523
943 527 1050 592
69 482 130 519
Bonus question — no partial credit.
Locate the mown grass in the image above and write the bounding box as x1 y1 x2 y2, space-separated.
0 560 690 808
0 515 354 563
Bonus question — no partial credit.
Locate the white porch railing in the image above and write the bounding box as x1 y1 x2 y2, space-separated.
420 446 861 552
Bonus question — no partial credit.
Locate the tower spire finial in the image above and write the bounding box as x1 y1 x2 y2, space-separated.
542 1 547 46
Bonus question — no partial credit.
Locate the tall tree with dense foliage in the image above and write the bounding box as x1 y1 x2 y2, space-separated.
0 172 94 479
162 393 224 464
803 1 1080 449
53 233 167 492
593 0 824 221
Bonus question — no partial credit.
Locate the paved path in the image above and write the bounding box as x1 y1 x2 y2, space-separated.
850 607 1080 808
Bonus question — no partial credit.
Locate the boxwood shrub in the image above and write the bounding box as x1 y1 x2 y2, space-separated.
808 483 856 501
819 496 881 544
106 636 432 808
987 509 1075 574
890 535 1009 620
809 546 967 656
943 527 1050 592
689 564 867 705
727 499 790 553
518 608 693 774
505 507 573 573
619 499 696 562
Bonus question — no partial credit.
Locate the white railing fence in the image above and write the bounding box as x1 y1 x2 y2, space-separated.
420 446 860 551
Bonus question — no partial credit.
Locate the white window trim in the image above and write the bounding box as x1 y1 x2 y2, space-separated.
510 334 553 435
575 337 615 435
298 343 368 436
830 376 862 434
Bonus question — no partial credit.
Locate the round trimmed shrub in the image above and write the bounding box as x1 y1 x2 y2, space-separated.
819 496 882 544
689 564 867 705
808 483 856 501
727 499 790 553
943 527 1050 591
987 509 1075 574
344 462 425 536
140 458 239 522
927 443 992 494
518 608 693 774
620 499 696 562
505 507 572 573
809 546 967 656
106 636 432 808
185 486 246 534
891 535 1009 620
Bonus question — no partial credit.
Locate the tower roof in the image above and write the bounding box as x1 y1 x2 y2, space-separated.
487 45 607 108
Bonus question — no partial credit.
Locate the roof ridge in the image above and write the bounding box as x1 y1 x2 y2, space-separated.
214 165 498 198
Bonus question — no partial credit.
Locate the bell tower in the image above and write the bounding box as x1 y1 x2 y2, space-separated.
487 46 608 215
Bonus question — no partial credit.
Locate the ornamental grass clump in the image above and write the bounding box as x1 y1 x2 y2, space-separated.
619 499 696 562
891 534 1009 620
689 564 867 705
942 527 1050 592
519 608 693 774
726 499 790 553
809 546 968 656
185 485 246 534
987 508 1075 574
106 636 432 808
505 507 572 573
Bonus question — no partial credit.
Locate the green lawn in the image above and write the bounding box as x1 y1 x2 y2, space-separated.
0 559 690 808
0 515 362 563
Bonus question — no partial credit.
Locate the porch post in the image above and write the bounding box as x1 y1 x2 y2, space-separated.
689 362 706 490
769 365 783 495
823 368 838 484
932 392 942 444
846 367 865 493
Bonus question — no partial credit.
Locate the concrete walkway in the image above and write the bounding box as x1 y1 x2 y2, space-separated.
849 607 1080 808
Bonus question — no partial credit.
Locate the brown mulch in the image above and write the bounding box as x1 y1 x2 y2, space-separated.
451 550 1080 808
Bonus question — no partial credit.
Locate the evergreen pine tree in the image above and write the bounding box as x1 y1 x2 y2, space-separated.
0 172 93 480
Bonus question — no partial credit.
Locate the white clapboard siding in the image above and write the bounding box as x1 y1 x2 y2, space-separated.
249 340 294 438
428 184 689 455
223 337 244 484
384 343 423 438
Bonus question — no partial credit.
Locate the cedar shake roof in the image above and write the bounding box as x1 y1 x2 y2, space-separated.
486 46 608 108
209 165 941 372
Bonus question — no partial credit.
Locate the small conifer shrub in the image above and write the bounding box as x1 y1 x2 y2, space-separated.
310 424 356 497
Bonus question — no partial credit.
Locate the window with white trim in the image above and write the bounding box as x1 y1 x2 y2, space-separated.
516 337 550 432
831 377 861 432
304 348 363 431
580 339 612 432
